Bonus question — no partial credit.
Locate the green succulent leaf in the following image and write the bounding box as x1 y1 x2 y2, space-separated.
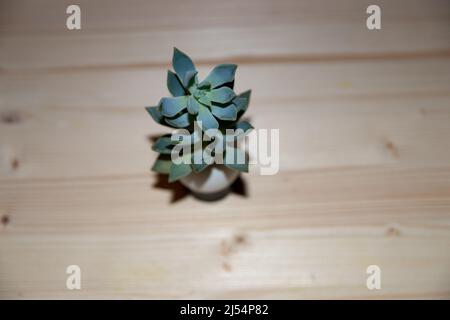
152 136 176 154
211 103 237 121
232 120 254 140
197 105 219 130
145 106 163 123
165 112 190 128
236 120 254 132
208 87 236 104
151 155 172 174
233 90 251 115
160 96 188 117
183 70 198 89
172 47 196 88
192 162 209 173
239 90 251 100
167 70 185 97
187 96 201 115
197 81 211 90
198 94 212 107
175 129 201 146
191 149 209 173
225 161 248 173
233 97 248 113
224 148 248 172
200 64 237 88
168 162 192 182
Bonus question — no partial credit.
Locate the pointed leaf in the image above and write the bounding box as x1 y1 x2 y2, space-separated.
168 162 192 182
236 120 254 132
167 70 185 97
175 129 201 146
160 96 187 117
191 149 209 173
211 104 237 121
172 47 196 87
224 148 248 172
145 106 163 123
225 161 248 173
165 112 190 128
192 162 209 173
197 105 219 130
152 136 174 154
233 90 251 115
200 64 237 88
187 96 201 115
183 70 198 89
151 155 172 174
208 87 236 104
233 97 248 114
233 121 254 140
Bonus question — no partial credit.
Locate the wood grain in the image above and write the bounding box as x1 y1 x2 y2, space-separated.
0 0 449 299
1 0 449 70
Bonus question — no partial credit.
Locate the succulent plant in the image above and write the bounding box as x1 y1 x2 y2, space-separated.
146 48 253 182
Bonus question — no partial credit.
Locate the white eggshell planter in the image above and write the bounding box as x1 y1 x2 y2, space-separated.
180 165 239 200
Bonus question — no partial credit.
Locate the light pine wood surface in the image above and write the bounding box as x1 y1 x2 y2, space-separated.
0 0 450 299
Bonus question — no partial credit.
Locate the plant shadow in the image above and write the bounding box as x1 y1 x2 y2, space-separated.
147 134 160 144
152 173 248 203
230 175 248 198
152 174 189 203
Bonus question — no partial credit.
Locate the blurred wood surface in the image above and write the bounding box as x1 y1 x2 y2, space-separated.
0 0 450 299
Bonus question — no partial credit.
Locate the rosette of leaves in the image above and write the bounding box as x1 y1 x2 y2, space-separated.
145 48 253 182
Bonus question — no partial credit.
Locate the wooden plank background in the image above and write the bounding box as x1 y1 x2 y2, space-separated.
0 0 449 299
